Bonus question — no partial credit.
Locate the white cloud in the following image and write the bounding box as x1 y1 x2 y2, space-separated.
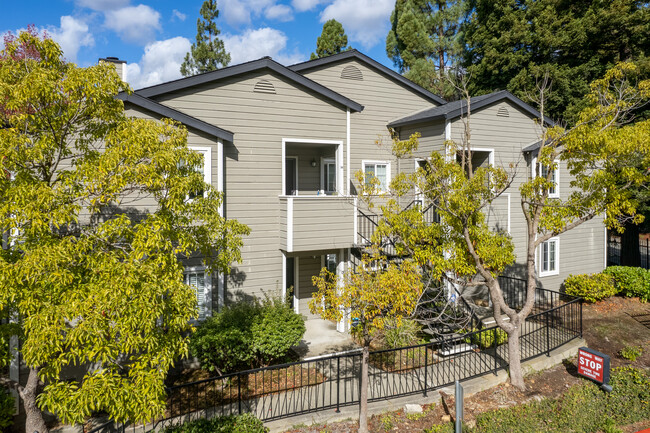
321 0 393 49
292 0 329 12
48 16 95 62
172 9 187 21
265 4 294 22
219 0 276 26
223 27 304 65
104 4 161 44
125 36 191 89
75 0 130 11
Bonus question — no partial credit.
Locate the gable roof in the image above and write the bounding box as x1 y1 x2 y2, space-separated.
387 90 555 128
118 93 234 142
288 49 447 106
132 57 364 113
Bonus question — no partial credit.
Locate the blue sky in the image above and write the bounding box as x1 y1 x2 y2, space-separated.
2 0 397 89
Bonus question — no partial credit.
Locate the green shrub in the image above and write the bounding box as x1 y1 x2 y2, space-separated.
564 273 617 303
378 318 422 349
162 413 268 433
0 388 14 430
190 296 305 374
250 297 306 366
620 345 643 361
603 266 650 301
461 327 508 349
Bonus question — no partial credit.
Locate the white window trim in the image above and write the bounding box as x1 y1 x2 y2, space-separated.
184 266 213 321
532 156 560 198
362 160 391 193
321 157 337 194
188 146 212 198
538 237 560 277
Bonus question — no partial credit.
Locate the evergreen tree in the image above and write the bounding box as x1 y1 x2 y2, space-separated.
386 0 467 99
310 19 350 60
181 0 230 77
463 0 650 122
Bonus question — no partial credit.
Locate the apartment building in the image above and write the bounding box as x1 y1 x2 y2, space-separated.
114 50 605 327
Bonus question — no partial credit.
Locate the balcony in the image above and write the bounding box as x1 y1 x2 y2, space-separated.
280 195 356 253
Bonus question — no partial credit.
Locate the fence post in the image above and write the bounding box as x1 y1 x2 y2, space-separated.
579 299 583 338
493 328 498 374
545 311 551 356
237 372 242 415
336 356 340 413
423 343 428 397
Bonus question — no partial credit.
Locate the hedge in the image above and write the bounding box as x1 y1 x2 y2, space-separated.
564 273 617 303
603 266 650 302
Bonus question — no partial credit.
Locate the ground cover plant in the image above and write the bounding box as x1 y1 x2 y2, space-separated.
162 413 268 433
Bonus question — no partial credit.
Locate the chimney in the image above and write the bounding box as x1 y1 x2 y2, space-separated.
99 56 127 83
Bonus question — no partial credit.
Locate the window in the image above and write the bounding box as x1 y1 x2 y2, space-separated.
539 237 559 277
188 147 212 199
363 161 390 192
184 268 211 320
322 158 336 193
325 253 338 274
532 157 559 198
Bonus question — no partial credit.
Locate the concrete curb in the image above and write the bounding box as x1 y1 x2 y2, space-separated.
264 337 586 433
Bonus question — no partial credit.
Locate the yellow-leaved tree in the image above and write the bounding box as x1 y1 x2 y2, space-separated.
0 30 249 432
310 254 424 433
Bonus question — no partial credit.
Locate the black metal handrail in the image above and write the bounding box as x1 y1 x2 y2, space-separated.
88 278 582 432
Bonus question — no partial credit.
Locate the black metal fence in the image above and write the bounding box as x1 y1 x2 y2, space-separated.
88 277 582 433
607 237 650 269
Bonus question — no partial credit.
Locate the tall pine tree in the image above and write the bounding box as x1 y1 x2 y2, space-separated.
181 0 230 77
310 19 350 60
386 0 467 99
463 0 650 122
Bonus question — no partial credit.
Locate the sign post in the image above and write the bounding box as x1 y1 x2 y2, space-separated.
577 347 612 392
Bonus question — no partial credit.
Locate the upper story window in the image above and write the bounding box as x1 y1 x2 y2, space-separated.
363 161 390 192
532 157 559 198
322 158 337 193
188 146 212 199
539 237 559 277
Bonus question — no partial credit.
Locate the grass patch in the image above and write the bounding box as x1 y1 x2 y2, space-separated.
471 367 650 433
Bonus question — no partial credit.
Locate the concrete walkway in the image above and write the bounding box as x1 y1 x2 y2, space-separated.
293 319 357 358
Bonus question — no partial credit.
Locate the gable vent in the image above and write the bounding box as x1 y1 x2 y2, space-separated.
497 106 510 117
340 65 363 80
253 79 276 94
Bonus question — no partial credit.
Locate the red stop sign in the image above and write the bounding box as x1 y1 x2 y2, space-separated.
578 347 610 385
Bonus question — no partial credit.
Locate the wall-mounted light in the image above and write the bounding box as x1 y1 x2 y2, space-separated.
311 158 317 167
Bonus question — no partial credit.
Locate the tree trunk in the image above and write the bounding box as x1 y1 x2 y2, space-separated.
21 367 48 433
506 320 525 391
358 345 370 433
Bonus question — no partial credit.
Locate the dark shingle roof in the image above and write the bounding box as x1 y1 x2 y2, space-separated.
387 90 555 128
289 49 446 106
118 93 234 142
132 57 364 113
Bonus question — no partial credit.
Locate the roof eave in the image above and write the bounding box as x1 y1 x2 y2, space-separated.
290 50 447 106
118 93 235 142
134 58 363 113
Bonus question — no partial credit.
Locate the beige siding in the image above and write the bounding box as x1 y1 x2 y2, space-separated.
300 58 437 200
296 255 321 319
402 100 606 291
155 70 348 300
447 100 605 290
285 197 355 252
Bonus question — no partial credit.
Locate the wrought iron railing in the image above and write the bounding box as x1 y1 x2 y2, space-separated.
88 281 582 432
